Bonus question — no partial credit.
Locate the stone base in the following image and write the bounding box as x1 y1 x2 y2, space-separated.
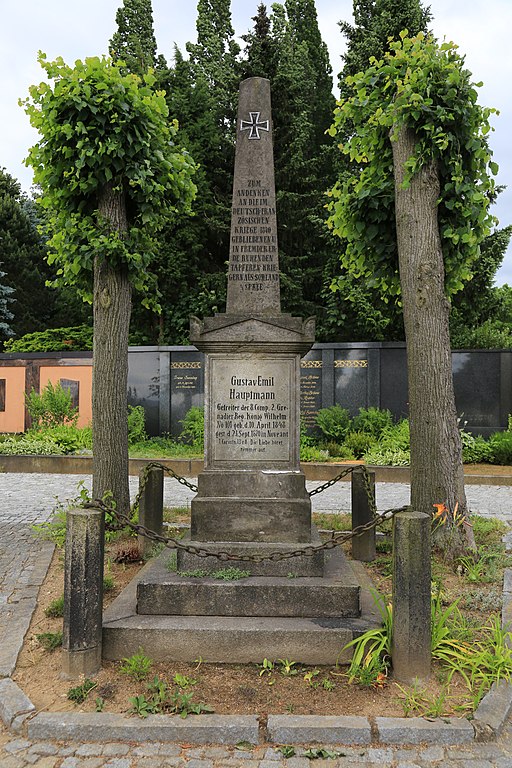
137 548 359 618
177 528 325 577
102 555 379 665
190 469 312 543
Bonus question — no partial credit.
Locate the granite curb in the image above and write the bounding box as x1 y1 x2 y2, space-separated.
2 555 512 747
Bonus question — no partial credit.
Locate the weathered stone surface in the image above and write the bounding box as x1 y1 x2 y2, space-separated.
474 681 512 735
0 678 35 727
351 467 376 562
375 716 474 744
392 510 431 683
27 713 260 745
138 465 164 557
137 548 359 618
62 508 104 678
267 715 372 745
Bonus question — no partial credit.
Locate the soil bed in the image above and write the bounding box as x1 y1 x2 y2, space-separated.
14 513 509 722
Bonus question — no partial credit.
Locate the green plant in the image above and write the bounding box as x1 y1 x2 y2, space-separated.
302 748 344 759
27 425 93 454
303 668 320 687
351 407 393 438
95 697 105 712
363 447 410 466
210 567 251 581
321 440 355 459
488 431 512 465
397 681 451 718
44 595 64 618
25 380 78 428
4 325 93 352
127 405 147 445
36 631 63 651
166 552 178 572
315 405 351 443
119 649 152 681
258 658 274 677
179 406 204 449
67 678 97 704
299 444 330 462
103 574 115 592
277 746 296 758
128 694 156 718
168 689 214 718
173 673 197 688
460 431 492 464
341 590 392 682
321 678 336 691
343 430 376 458
278 659 298 676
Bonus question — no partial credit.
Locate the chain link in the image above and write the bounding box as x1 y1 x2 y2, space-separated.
85 461 407 564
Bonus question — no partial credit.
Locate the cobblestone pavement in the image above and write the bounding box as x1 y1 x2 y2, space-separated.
1 472 512 766
1 725 512 767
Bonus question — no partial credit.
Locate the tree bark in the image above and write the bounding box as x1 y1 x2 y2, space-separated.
92 184 131 515
391 124 475 558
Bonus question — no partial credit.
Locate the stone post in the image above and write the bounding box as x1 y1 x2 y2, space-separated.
351 467 376 561
392 510 431 683
62 507 104 678
138 465 164 558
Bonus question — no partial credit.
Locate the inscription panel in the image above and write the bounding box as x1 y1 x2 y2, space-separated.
209 357 293 463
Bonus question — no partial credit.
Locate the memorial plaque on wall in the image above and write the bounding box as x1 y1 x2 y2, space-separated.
128 350 160 436
207 356 293 465
380 346 408 419
453 352 500 435
300 352 323 430
334 354 368 416
170 351 204 438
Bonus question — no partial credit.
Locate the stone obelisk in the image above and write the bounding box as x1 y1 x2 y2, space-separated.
187 77 316 567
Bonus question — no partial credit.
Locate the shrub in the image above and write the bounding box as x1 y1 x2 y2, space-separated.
377 419 410 451
315 406 351 443
29 425 92 454
180 406 204 449
322 441 355 459
460 431 492 464
127 405 147 445
343 430 376 459
4 325 93 352
351 407 393 439
0 436 61 455
488 431 512 465
25 380 78 428
363 447 410 466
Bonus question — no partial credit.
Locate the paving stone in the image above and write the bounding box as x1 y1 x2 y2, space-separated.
4 738 32 753
375 717 474 745
183 760 214 768
102 743 131 757
103 759 132 768
0 679 35 728
75 744 104 757
267 715 371 745
30 758 59 768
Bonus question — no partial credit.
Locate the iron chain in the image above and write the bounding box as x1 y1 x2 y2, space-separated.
86 462 406 564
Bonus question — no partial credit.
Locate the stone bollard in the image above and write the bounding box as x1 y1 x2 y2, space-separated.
351 467 376 561
62 507 104 678
138 465 164 558
392 510 431 684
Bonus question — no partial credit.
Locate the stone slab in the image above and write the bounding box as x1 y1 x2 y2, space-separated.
267 715 371 745
0 678 35 728
375 716 475 744
27 712 260 744
137 549 359 618
473 680 512 735
176 529 326 577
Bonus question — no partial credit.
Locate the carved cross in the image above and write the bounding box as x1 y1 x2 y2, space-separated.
240 111 270 140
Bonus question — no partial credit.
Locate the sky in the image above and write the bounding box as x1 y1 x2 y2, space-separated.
2 0 511 285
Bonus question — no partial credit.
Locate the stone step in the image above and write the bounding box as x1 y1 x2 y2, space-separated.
137 549 359 618
176 528 326 577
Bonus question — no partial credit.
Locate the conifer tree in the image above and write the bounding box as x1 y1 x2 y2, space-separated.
109 0 159 75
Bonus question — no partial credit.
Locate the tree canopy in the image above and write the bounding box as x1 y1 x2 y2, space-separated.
327 32 498 300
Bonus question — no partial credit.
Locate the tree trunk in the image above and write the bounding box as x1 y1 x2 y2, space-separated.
92 184 131 515
391 124 475 558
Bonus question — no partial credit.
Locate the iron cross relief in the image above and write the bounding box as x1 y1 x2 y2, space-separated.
240 112 270 140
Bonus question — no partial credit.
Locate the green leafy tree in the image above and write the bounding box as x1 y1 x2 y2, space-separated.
22 53 196 512
0 263 14 339
109 0 158 75
327 33 498 555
